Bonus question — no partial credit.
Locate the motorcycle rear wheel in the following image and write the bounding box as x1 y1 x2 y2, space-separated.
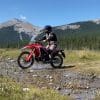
50 54 63 68
17 51 34 69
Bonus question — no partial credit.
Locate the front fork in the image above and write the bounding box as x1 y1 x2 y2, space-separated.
25 50 34 62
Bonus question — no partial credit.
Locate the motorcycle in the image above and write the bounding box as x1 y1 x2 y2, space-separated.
17 41 65 69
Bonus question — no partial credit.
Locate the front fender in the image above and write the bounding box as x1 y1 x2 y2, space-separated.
21 45 32 51
21 47 27 51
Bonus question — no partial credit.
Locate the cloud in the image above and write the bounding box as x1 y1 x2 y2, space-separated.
20 15 27 20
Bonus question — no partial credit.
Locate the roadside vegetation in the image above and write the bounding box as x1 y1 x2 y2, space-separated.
0 76 71 100
0 48 100 61
64 49 100 63
64 49 100 74
0 48 20 59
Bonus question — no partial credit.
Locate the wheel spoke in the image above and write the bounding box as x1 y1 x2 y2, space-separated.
51 54 63 68
18 52 34 69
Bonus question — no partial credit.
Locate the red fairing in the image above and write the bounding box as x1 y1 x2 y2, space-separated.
34 47 40 57
23 43 43 57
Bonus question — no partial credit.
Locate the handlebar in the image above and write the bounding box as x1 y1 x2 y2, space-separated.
34 40 43 45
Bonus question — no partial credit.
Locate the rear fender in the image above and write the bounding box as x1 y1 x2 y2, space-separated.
51 50 60 58
49 49 66 58
59 50 66 58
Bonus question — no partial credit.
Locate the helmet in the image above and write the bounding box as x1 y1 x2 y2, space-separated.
44 25 52 32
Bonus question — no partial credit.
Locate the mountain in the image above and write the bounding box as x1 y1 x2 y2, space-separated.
0 18 40 48
36 19 100 50
0 18 100 49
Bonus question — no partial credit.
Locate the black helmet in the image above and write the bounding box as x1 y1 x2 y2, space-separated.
44 25 52 32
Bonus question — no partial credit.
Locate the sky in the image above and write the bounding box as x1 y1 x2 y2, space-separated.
0 0 100 27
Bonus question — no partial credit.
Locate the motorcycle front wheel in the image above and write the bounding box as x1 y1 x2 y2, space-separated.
17 51 34 69
50 54 63 68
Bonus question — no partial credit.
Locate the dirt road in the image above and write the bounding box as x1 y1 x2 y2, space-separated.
0 59 100 100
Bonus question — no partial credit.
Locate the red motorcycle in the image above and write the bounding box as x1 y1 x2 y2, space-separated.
17 41 65 69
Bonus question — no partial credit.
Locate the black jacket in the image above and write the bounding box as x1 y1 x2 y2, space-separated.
41 32 57 42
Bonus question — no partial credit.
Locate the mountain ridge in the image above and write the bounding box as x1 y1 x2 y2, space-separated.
0 18 100 49
0 18 41 48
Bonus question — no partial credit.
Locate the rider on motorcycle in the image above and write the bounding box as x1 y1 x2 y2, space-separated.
39 25 58 61
40 25 57 51
17 25 65 68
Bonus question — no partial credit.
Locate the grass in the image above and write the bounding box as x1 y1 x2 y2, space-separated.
0 76 71 100
63 49 100 74
0 48 20 59
64 49 100 63
95 95 100 100
0 48 100 61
